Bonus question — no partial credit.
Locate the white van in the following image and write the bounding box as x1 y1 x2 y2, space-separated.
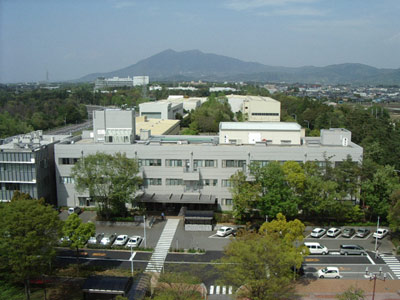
305 242 329 255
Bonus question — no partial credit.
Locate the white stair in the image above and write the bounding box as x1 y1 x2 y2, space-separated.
145 219 179 272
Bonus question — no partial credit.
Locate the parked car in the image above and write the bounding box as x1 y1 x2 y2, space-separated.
68 207 81 215
311 228 326 238
304 242 329 255
356 228 370 238
340 244 366 256
113 235 129 246
217 226 235 237
59 236 71 246
126 236 143 248
100 234 117 246
373 228 389 239
318 267 342 279
87 233 104 245
327 228 341 238
342 228 355 238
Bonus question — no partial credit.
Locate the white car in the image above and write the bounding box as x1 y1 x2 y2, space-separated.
327 228 341 238
310 228 326 238
126 236 143 248
100 234 116 246
217 226 234 237
318 267 342 279
113 235 129 246
373 228 389 239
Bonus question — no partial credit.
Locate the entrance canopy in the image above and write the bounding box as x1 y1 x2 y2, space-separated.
139 193 216 204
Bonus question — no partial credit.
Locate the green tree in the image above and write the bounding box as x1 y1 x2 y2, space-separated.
230 171 261 222
361 165 400 220
71 152 141 220
0 191 61 300
218 231 299 300
336 286 365 300
250 161 298 218
62 213 95 272
388 190 400 233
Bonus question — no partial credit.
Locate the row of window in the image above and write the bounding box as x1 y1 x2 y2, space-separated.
0 152 33 162
59 158 79 165
251 112 279 116
60 176 75 184
143 178 224 187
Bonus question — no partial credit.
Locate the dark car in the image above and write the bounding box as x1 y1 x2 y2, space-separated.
342 228 355 238
356 228 370 238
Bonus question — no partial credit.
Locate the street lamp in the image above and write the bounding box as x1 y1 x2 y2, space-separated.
365 267 386 300
143 215 147 248
375 216 380 258
291 113 297 121
304 120 310 129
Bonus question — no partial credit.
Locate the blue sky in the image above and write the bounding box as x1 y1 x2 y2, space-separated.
1 0 399 82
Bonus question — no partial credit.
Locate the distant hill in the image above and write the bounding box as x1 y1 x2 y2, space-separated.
76 49 400 85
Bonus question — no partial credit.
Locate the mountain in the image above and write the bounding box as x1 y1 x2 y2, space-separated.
76 49 400 85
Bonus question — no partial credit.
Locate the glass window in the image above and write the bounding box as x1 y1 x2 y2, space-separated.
143 178 162 186
222 160 246 168
222 179 232 187
166 178 183 186
139 159 161 167
165 159 182 167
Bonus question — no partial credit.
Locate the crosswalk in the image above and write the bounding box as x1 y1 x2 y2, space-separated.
381 255 400 279
145 219 180 272
209 285 233 295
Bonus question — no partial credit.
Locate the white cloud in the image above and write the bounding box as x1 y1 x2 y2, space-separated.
385 32 400 44
225 0 318 11
257 7 325 16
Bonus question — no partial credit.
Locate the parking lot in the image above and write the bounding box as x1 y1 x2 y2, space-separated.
304 226 393 254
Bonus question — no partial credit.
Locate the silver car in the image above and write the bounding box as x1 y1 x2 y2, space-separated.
126 236 143 248
311 228 326 238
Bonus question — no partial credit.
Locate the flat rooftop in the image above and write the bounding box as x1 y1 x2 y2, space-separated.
220 122 301 131
135 118 180 135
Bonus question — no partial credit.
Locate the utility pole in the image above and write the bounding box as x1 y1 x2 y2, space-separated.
375 216 380 258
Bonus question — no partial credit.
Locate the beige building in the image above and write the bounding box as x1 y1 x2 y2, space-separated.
219 122 304 145
242 96 281 121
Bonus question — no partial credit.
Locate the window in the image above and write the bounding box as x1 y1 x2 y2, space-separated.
166 178 183 186
222 179 232 187
59 158 79 165
60 176 75 184
225 199 233 205
251 160 270 167
139 159 161 167
251 112 279 116
202 179 218 186
281 140 291 144
222 160 246 168
194 159 217 169
5 183 20 191
165 159 182 167
143 178 162 186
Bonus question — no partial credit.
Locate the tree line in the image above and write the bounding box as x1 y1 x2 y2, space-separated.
231 158 400 225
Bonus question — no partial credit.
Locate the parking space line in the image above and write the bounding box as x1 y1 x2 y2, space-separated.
335 235 341 239
305 234 311 238
366 233 373 239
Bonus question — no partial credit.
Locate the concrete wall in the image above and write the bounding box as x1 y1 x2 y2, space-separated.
243 99 281 121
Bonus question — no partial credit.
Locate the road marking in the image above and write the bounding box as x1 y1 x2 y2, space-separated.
92 252 106 257
335 235 341 239
210 285 214 294
305 258 320 262
366 254 376 265
129 252 136 261
305 234 311 238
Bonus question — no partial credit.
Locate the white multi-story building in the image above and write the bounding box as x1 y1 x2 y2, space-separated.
55 109 363 211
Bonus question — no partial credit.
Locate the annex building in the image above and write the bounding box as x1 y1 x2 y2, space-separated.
55 108 363 211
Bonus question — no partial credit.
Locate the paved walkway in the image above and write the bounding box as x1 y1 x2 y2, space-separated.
296 279 400 299
145 219 180 272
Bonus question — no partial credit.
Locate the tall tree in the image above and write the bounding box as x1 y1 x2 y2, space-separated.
62 213 95 272
388 190 400 233
71 152 141 220
0 192 61 300
218 230 299 300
